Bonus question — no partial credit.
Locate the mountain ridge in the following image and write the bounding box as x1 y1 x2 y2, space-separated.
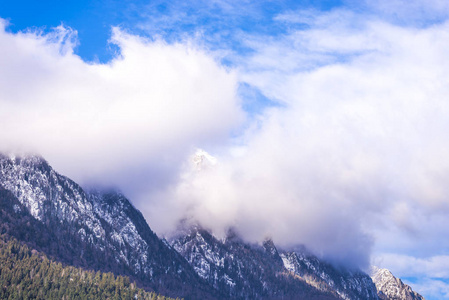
170 224 383 299
0 153 425 299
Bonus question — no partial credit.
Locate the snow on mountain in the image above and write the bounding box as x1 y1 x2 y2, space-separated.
371 267 424 300
88 190 153 274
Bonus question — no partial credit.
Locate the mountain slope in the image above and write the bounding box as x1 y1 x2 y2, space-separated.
0 179 109 272
371 267 424 300
0 153 217 299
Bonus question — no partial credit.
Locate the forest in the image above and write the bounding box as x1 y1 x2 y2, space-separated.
0 236 179 300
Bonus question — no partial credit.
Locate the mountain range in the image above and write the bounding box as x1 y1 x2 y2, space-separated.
0 153 424 299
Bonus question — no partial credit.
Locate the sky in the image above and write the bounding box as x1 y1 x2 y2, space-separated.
1 0 449 298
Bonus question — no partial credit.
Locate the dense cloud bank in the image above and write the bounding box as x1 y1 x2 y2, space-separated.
148 12 449 270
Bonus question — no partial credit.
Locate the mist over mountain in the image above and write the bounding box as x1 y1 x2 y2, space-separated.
146 149 374 270
0 152 425 299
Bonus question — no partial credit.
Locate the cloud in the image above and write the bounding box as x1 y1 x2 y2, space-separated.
146 10 449 272
411 278 449 300
373 253 449 278
0 20 244 196
352 0 449 25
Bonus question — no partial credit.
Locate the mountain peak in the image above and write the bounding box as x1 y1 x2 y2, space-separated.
192 149 217 171
0 152 80 221
371 266 424 300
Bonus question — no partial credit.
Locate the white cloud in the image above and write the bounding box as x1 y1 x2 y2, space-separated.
412 278 449 299
373 253 449 278
149 11 449 273
0 21 244 198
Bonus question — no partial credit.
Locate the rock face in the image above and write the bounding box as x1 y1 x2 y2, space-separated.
0 153 426 300
371 267 424 300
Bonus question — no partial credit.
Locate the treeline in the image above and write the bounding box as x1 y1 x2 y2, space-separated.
0 236 180 300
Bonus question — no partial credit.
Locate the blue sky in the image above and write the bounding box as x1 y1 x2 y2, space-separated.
0 0 345 62
2 1 449 299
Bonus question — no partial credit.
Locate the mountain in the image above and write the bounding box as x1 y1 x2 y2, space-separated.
0 153 425 299
170 225 382 299
0 153 217 299
170 225 338 299
371 267 424 300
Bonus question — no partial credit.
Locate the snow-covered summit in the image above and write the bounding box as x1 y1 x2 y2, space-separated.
192 149 217 171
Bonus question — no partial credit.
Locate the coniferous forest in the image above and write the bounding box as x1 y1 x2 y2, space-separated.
0 236 179 300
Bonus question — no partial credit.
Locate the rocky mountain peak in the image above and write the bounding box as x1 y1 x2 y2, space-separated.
371 267 424 300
